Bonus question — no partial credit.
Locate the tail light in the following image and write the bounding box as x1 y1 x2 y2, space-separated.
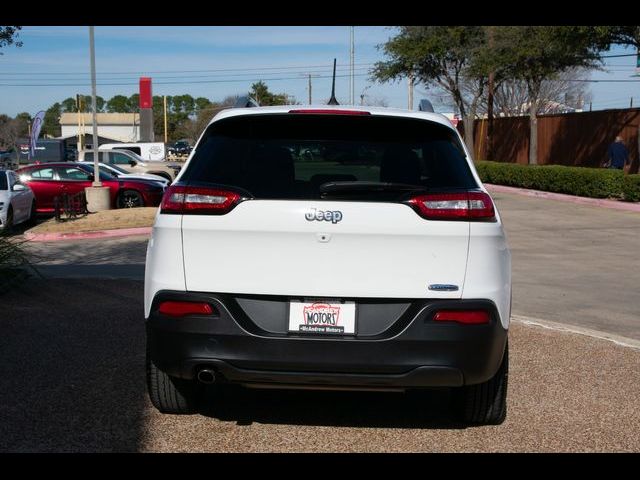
407 191 495 221
160 185 242 215
158 301 216 317
433 310 490 325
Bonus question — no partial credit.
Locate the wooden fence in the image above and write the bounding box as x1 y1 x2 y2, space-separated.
463 108 640 174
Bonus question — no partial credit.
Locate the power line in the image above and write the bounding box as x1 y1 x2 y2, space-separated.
0 66 375 83
0 62 377 76
0 72 371 88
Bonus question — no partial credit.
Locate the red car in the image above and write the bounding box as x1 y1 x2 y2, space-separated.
16 162 165 214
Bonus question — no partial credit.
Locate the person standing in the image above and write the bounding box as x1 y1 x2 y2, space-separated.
605 136 630 171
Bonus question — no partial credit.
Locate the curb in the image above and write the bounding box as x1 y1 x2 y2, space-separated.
485 184 640 213
24 226 152 242
511 314 640 350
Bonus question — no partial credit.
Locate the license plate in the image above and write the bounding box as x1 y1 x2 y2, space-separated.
289 300 356 335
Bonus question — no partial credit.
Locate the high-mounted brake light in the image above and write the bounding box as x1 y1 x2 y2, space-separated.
160 185 242 215
288 109 371 115
433 310 490 325
158 301 215 317
408 191 495 221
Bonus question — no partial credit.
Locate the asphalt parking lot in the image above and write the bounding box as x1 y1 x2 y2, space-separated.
2 191 639 452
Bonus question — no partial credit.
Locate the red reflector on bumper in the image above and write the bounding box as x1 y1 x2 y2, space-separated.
433 310 490 325
158 301 214 317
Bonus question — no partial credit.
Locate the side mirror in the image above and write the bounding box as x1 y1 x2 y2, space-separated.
12 184 26 192
88 174 95 182
129 159 137 167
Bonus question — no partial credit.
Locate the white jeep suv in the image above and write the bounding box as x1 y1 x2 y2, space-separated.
144 105 511 424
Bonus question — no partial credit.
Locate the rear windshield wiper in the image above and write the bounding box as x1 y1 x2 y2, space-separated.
319 181 426 195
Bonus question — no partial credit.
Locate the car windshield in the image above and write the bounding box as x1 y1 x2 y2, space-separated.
107 164 129 174
181 113 478 201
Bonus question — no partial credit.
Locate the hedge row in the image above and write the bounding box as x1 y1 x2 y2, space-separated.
475 161 640 202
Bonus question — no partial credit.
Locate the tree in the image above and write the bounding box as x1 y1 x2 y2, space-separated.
14 112 32 137
373 26 488 153
42 103 61 138
195 97 212 112
106 95 131 113
487 69 592 117
249 81 292 106
490 26 605 164
0 116 23 164
0 26 22 54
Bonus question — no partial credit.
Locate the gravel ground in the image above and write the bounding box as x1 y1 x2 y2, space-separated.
1 279 638 453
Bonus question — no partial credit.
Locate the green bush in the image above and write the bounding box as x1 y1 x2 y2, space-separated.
622 175 640 202
474 161 640 201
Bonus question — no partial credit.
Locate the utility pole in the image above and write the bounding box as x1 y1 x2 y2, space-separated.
163 95 168 143
301 73 319 105
76 94 83 152
350 26 355 105
408 73 414 110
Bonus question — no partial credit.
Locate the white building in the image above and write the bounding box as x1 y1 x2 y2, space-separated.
59 113 141 143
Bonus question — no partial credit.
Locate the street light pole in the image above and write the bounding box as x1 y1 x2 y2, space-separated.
85 25 111 211
89 26 100 188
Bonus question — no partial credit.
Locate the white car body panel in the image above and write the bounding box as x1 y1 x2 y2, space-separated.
144 212 186 317
181 200 469 299
0 171 35 228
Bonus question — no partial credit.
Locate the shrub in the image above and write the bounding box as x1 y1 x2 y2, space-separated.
474 161 638 200
622 175 640 202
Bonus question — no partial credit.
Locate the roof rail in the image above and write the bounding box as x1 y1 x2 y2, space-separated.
418 99 434 112
234 96 260 108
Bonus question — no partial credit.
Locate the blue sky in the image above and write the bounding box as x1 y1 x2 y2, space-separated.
0 26 638 116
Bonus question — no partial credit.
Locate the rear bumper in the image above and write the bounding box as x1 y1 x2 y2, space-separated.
146 291 508 389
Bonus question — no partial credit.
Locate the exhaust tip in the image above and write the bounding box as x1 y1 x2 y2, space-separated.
197 369 216 384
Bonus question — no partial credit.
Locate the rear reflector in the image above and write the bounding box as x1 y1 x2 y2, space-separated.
408 191 495 221
288 109 371 115
161 185 242 215
158 301 215 317
433 310 490 325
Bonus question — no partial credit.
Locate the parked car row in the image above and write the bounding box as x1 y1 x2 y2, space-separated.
16 162 166 214
78 149 181 182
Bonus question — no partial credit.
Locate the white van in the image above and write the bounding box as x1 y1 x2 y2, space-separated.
100 142 166 162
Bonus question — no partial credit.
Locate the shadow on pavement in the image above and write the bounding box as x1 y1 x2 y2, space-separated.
0 279 147 452
198 384 467 430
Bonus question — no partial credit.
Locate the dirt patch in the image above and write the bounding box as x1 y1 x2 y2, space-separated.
27 207 157 234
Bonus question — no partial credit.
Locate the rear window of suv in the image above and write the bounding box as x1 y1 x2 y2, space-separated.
181 113 478 200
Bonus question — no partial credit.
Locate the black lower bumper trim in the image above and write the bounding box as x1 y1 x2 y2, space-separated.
185 359 463 388
146 291 508 387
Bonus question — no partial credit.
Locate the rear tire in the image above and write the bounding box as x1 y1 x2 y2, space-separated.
117 190 144 208
454 342 508 425
146 350 198 414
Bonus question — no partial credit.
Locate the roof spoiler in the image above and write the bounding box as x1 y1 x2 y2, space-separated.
234 96 260 108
